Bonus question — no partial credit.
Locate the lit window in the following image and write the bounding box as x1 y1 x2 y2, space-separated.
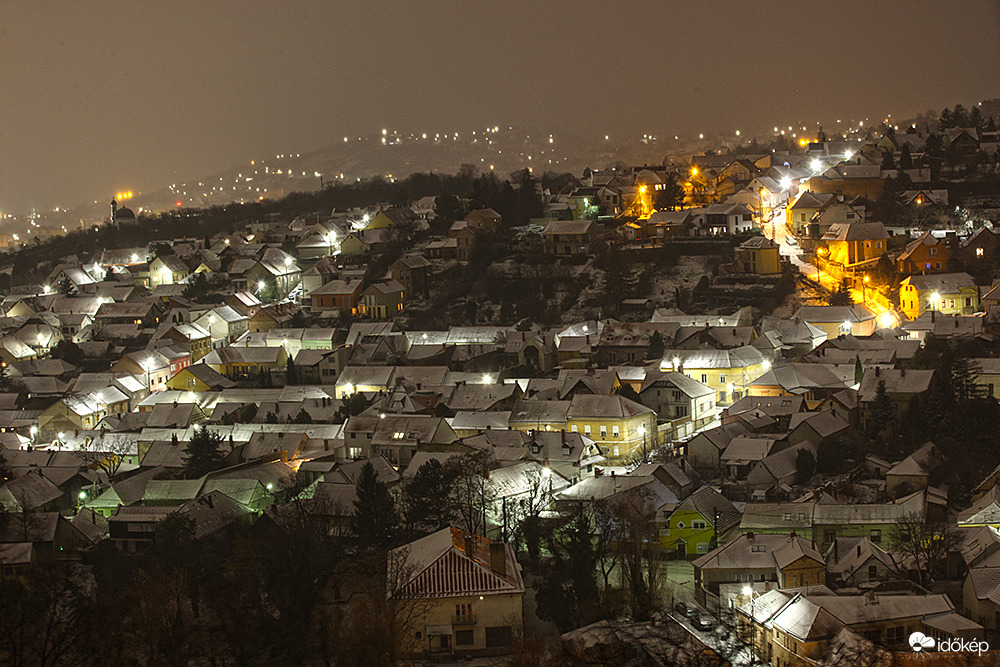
612 425 619 437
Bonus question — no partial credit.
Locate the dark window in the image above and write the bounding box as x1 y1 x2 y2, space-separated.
455 629 474 646
485 626 513 648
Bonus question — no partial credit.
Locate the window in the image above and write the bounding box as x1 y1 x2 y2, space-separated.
868 564 878 579
485 626 513 648
570 425 578 432
584 425 591 436
824 530 836 544
751 544 766 553
977 247 985 257
612 425 619 437
455 629 474 646
612 445 620 457
870 529 881 543
701 374 708 383
886 626 904 646
719 391 727 402
720 374 726 383
600 425 607 438
693 521 706 530
455 603 473 622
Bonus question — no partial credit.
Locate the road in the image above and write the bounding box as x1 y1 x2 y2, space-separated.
669 600 763 666
767 207 900 327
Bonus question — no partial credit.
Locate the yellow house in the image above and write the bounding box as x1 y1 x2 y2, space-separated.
201 345 287 381
660 486 741 557
822 221 888 270
148 255 190 289
166 363 237 392
734 236 781 275
662 346 770 407
899 272 979 320
392 527 524 657
565 394 656 460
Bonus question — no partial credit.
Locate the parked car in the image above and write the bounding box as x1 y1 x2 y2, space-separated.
692 616 716 631
674 602 697 618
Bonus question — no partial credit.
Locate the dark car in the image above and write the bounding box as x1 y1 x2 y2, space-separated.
692 616 716 631
674 602 697 618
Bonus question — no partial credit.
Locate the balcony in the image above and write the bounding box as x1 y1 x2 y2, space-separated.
452 614 476 626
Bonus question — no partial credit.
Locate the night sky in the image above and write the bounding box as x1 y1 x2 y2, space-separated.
1 0 998 213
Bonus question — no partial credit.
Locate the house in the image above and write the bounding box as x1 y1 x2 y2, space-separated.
786 191 836 236
565 394 657 461
690 203 756 236
661 485 741 558
737 589 978 665
390 526 524 657
685 422 748 470
389 254 432 297
824 536 900 588
309 279 363 313
161 323 212 362
202 345 288 380
897 231 950 274
166 363 236 392
885 442 940 499
542 220 596 255
692 532 825 600
858 367 934 429
193 306 249 347
734 236 781 275
822 222 889 269
148 255 191 289
661 345 770 406
639 370 716 441
899 272 979 319
448 221 477 261
792 304 877 338
358 280 406 319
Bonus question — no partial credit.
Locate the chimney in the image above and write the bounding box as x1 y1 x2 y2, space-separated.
875 366 880 377
747 531 754 541
464 535 475 557
931 310 936 323
833 540 839 563
857 544 862 558
900 367 905 378
489 541 506 575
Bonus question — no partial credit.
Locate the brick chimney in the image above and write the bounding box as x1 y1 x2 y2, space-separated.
464 534 475 557
747 531 755 541
489 541 507 575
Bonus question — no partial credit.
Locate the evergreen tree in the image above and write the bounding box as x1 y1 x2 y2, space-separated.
952 104 970 128
183 428 227 478
881 149 896 170
535 507 602 632
647 330 665 361
352 462 398 549
795 449 816 484
951 356 982 403
899 143 913 170
402 459 455 538
827 282 853 306
653 173 684 211
868 379 895 438
291 408 312 424
938 107 953 130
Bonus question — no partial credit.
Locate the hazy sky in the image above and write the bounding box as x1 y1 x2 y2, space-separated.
1 0 998 212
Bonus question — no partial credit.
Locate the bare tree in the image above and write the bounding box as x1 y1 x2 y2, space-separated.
447 450 496 537
604 487 663 621
78 432 134 483
592 500 621 593
332 548 435 666
888 511 962 587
